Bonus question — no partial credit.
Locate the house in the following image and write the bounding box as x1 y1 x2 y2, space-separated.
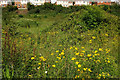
30 0 51 6
115 0 120 5
74 0 91 6
56 0 73 7
0 0 12 7
97 1 111 5
45 0 51 3
14 0 29 8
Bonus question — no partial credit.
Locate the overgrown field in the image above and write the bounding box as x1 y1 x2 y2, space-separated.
2 4 120 78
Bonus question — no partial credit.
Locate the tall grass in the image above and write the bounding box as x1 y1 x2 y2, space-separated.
2 5 119 78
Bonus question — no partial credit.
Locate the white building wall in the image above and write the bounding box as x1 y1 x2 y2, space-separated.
75 1 90 5
56 1 73 7
30 0 45 5
1 1 8 5
21 0 28 4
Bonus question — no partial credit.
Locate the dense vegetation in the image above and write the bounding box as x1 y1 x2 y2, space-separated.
2 3 120 79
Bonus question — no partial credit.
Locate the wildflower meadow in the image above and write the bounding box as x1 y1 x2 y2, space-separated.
1 4 120 79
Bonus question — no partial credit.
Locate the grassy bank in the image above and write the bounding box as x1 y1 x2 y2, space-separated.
2 5 120 78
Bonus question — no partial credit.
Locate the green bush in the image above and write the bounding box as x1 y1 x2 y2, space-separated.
5 5 18 12
19 15 23 18
44 15 47 18
27 2 35 11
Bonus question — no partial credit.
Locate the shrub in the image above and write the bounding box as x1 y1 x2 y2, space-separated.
34 15 37 18
6 5 18 12
19 15 23 18
27 2 35 11
44 15 47 18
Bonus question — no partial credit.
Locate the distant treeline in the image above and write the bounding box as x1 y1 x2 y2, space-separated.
2 3 120 16
27 3 120 16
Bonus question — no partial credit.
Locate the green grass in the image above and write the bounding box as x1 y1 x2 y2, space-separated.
2 5 120 78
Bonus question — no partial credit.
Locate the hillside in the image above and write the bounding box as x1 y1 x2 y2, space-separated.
2 5 120 78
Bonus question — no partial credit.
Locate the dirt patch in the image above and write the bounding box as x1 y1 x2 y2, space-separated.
16 9 28 15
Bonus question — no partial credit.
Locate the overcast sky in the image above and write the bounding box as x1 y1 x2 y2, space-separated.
51 0 116 3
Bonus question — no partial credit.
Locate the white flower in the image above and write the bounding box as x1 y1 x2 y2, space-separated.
45 71 47 74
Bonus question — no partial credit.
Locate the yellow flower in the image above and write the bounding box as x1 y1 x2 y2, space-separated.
81 47 84 49
76 61 79 65
51 53 54 55
52 65 56 67
29 75 31 77
83 68 87 71
55 61 58 63
75 75 77 78
82 50 85 53
59 54 61 56
106 49 110 53
99 48 103 51
70 47 73 49
89 58 92 59
38 63 41 65
97 54 100 56
108 60 110 63
78 64 81 68
43 58 46 61
28 37 31 40
105 34 108 36
37 66 40 69
80 53 84 57
95 54 97 56
98 77 100 79
56 50 59 52
103 74 105 77
88 68 92 72
92 36 96 39
77 69 80 71
31 57 35 60
59 45 62 46
63 56 65 58
95 50 98 53
58 57 61 60
97 60 101 63
75 47 78 50
89 40 92 43
39 56 44 59
75 53 79 55
107 58 109 59
61 52 64 55
99 74 101 76
107 73 110 76
87 54 91 57
71 57 76 60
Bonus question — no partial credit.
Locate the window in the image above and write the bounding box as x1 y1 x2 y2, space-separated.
83 1 85 3
16 4 17 6
2 5 4 7
19 4 20 6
